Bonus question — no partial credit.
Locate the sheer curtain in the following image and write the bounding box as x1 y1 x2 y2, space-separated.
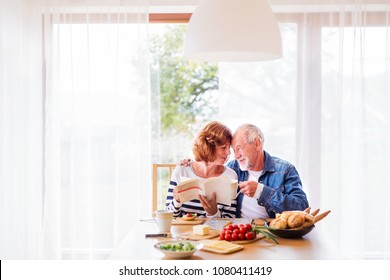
1 0 151 259
0 0 44 259
219 0 390 259
43 0 151 259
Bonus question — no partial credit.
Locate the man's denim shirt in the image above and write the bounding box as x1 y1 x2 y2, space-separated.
227 151 309 218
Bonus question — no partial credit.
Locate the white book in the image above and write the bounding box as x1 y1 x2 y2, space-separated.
176 176 238 205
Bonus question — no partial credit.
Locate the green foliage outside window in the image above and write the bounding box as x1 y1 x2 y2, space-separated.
150 25 219 202
150 25 219 137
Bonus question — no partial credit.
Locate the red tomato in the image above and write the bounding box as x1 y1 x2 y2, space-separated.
233 224 239 229
186 213 192 217
233 229 240 235
245 224 252 231
227 224 234 231
239 227 247 234
224 234 232 241
231 233 238 241
219 233 225 240
238 233 245 240
245 231 256 240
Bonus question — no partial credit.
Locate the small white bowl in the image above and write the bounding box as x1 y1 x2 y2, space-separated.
154 241 198 259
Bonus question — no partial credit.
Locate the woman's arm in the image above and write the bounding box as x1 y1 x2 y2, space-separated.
219 200 237 218
165 170 183 218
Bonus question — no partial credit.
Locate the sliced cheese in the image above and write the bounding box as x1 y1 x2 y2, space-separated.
203 240 243 253
193 225 210 236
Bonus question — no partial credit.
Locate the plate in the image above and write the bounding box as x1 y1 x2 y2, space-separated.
203 218 234 230
264 222 314 238
154 241 199 259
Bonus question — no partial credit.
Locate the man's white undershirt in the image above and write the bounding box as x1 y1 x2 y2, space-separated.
240 170 269 219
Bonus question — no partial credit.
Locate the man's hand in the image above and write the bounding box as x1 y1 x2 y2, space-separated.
198 192 217 216
176 158 192 167
239 181 258 197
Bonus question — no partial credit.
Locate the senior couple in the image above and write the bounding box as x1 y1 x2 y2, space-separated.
165 121 309 220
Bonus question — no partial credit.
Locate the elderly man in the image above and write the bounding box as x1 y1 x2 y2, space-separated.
227 124 309 218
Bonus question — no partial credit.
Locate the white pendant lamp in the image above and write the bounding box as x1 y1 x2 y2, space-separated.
183 0 282 62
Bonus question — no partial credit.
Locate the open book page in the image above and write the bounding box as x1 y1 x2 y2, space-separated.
176 178 205 203
202 176 238 205
176 176 238 205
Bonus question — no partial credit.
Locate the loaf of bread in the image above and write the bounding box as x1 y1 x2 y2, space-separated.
287 213 305 228
270 208 331 230
269 218 287 229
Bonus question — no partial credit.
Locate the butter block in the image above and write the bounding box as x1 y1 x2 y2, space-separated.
193 225 210 236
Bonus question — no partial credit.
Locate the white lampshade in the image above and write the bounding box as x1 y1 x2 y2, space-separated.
183 0 282 62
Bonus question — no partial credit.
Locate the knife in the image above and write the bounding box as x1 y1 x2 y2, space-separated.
145 233 171 238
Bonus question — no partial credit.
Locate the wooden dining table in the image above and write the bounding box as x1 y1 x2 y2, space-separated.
108 218 343 260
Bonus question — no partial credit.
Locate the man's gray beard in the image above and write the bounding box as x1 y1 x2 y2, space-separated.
239 161 249 171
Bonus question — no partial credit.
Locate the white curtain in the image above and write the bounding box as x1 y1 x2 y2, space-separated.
0 0 44 259
1 0 151 259
220 0 390 259
43 0 151 259
2 0 389 261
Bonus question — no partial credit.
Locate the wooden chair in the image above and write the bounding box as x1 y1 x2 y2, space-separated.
152 163 176 212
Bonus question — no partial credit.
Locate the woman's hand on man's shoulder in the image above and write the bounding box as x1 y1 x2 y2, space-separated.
176 158 192 167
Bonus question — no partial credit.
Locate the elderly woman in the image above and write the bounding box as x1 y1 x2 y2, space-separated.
165 121 238 218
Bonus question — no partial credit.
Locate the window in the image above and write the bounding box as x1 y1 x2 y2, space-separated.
51 9 390 259
149 11 390 259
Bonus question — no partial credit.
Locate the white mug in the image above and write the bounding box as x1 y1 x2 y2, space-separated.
152 210 173 233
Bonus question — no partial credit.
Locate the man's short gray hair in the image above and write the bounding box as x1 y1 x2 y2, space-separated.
235 124 264 145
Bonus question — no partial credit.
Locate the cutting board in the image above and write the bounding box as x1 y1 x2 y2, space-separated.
231 233 266 244
172 218 205 225
178 229 220 240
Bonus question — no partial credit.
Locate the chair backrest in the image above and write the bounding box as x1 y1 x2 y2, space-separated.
152 163 176 212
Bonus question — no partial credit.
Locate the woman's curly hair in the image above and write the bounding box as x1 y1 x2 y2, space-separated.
192 121 232 163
